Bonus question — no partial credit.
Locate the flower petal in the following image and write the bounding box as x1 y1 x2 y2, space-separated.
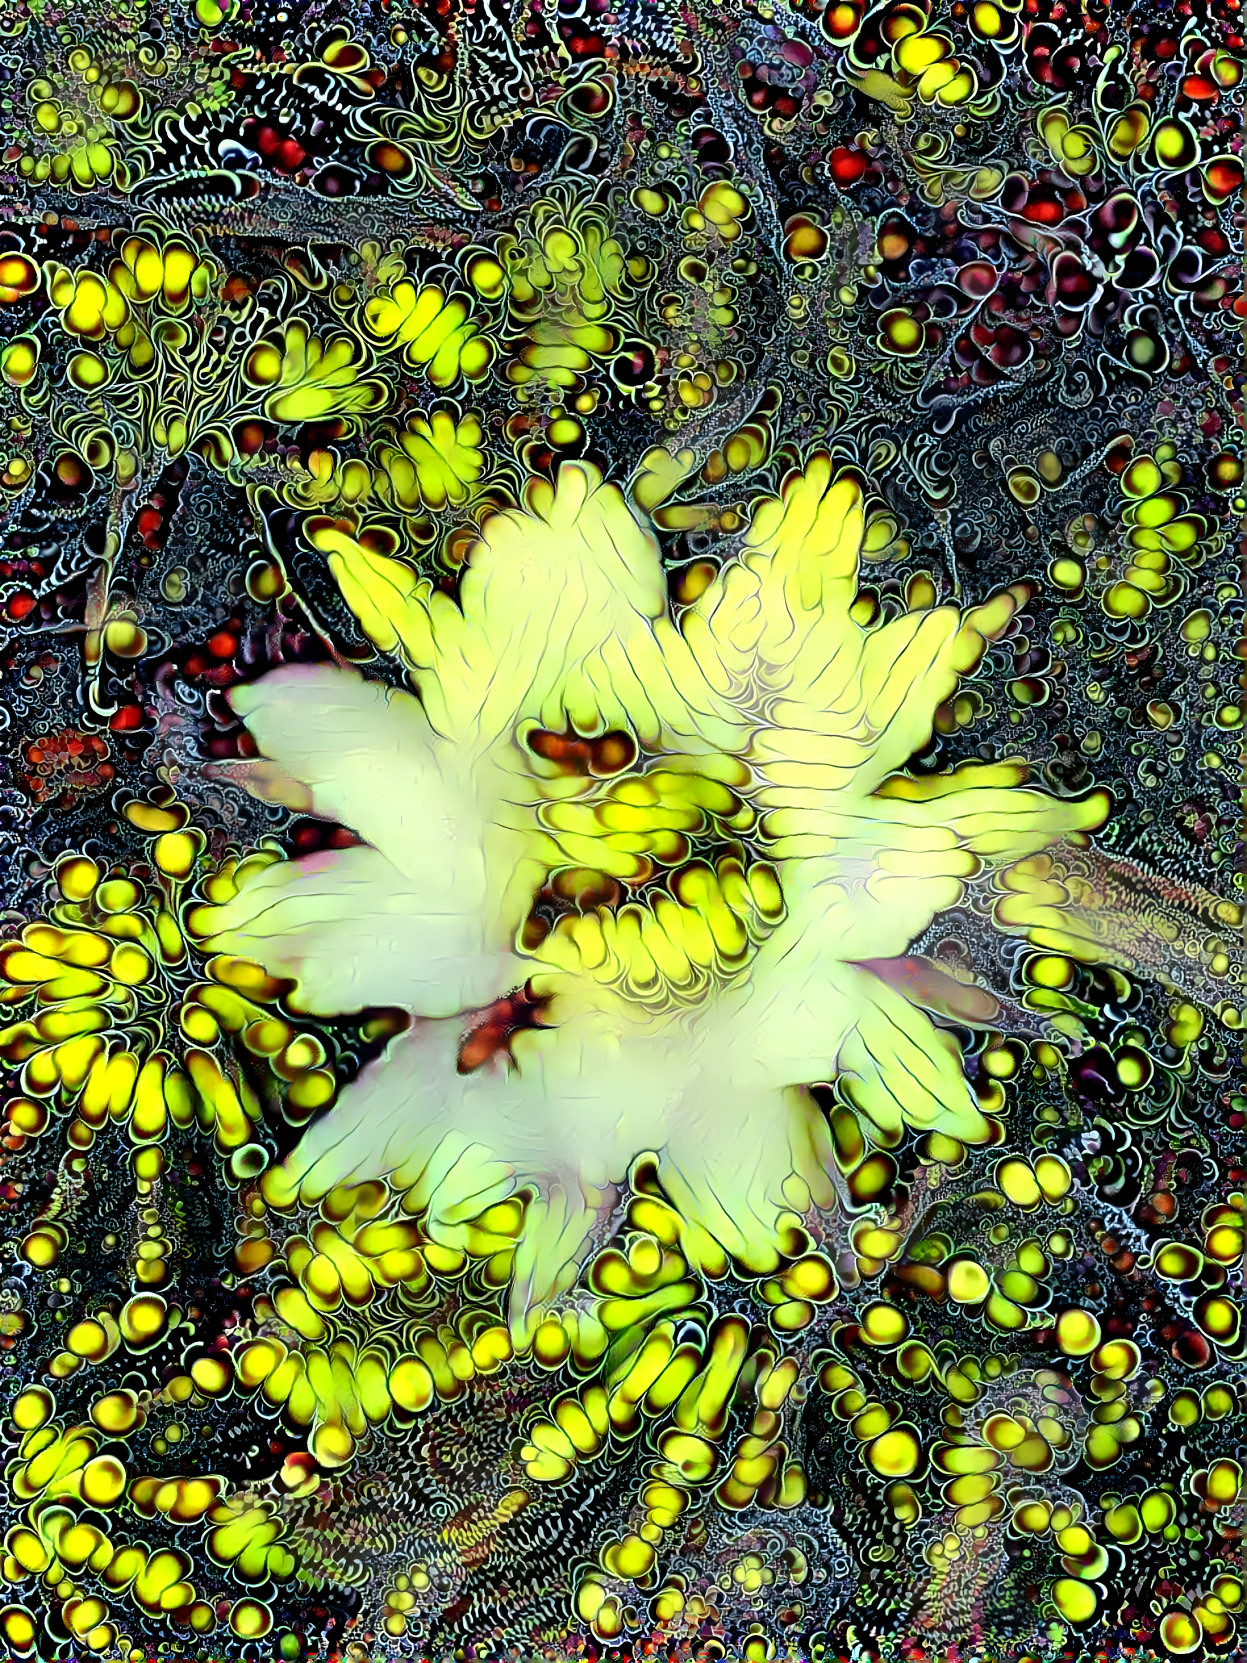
834 965 988 1141
741 454 863 681
685 459 1025 804
683 457 863 711
194 844 521 1018
229 664 484 890
856 955 1001 1027
757 766 1109 964
508 1180 613 1332
324 462 739 752
266 1013 647 1326
266 1020 477 1205
658 1085 829 1272
265 985 844 1321
229 660 571 958
701 932 860 1090
876 763 1111 860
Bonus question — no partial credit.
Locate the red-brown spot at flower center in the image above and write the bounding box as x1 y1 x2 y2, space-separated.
457 983 552 1074
526 724 637 777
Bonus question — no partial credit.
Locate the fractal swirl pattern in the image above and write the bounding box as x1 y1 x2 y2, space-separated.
0 0 1240 1658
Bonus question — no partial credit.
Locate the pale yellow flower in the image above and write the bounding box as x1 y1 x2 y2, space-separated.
194 457 1106 1327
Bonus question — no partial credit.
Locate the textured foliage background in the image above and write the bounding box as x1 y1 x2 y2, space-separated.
0 0 1241 1657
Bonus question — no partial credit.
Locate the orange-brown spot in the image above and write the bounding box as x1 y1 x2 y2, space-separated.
527 725 636 777
457 984 551 1074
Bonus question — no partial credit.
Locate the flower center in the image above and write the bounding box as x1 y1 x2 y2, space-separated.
457 983 552 1074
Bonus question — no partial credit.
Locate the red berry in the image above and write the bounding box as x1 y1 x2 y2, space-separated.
830 147 867 185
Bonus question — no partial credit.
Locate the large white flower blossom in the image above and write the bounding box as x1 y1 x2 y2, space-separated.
194 457 1106 1327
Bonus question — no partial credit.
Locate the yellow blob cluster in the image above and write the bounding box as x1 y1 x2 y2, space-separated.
1105 447 1212 620
50 236 215 393
883 6 977 104
244 318 388 425
363 280 493 385
16 49 137 190
0 805 361 1342
571 1316 815 1633
533 856 783 1005
0 1387 292 1649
